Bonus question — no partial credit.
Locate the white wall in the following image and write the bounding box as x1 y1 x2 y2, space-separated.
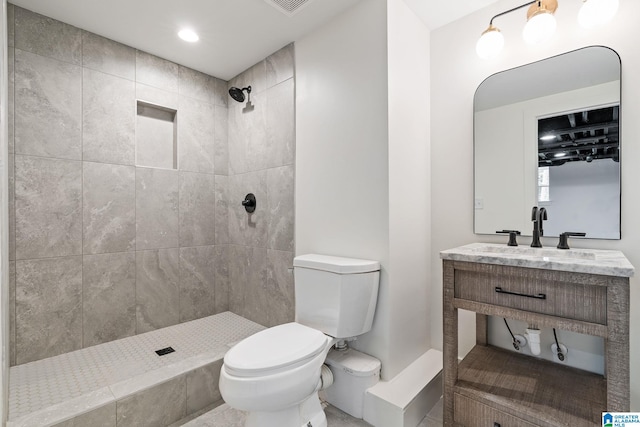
546 159 619 238
474 103 529 234
296 0 431 380
385 0 431 375
431 0 640 408
487 316 605 374
295 0 392 376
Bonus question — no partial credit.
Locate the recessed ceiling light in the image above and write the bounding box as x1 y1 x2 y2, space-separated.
178 29 199 43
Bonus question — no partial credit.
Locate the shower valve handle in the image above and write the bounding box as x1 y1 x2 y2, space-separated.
242 193 256 213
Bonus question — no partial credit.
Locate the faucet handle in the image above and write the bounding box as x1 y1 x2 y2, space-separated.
557 232 586 250
496 230 521 247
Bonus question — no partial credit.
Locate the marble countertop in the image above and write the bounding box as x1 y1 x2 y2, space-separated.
440 243 634 277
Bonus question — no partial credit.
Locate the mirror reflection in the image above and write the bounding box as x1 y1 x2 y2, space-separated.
474 46 621 239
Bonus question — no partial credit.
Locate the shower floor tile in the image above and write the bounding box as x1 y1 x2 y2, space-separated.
8 312 264 425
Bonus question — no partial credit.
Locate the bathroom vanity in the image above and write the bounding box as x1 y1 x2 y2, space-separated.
441 243 634 427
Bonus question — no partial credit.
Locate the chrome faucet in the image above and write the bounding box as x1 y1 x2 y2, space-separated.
531 207 547 248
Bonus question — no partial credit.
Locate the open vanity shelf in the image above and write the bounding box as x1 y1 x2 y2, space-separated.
441 244 634 427
455 345 605 427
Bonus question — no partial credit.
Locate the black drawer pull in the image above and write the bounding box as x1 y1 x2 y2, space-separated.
495 287 546 300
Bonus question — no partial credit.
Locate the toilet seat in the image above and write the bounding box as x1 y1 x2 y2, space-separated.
224 322 329 378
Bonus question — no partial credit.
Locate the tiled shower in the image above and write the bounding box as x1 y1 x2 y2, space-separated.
7 4 295 366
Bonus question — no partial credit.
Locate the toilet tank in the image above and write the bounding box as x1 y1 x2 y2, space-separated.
293 254 380 339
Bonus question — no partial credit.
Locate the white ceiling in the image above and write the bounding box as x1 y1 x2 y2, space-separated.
402 0 499 30
10 0 497 81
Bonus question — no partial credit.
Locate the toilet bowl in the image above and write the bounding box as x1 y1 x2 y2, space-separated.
220 323 336 427
219 254 380 427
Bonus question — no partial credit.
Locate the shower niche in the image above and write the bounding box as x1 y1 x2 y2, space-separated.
136 100 178 169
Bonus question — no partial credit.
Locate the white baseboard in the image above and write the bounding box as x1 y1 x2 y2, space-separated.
363 349 443 427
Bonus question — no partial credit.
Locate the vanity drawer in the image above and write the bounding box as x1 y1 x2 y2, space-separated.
453 266 607 324
454 393 536 427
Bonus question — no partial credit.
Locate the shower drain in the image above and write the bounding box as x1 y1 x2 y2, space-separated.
155 346 175 356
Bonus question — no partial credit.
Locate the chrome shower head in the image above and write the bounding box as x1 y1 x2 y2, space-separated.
229 86 252 103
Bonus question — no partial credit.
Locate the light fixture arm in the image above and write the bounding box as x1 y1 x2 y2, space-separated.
488 1 537 25
478 0 619 59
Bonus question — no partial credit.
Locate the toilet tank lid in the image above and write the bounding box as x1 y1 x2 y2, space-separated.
293 254 380 274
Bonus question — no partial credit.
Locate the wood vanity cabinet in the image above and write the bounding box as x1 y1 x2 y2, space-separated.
442 260 630 427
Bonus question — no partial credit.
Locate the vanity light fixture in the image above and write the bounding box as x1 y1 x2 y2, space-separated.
476 24 504 60
178 28 199 42
578 0 619 29
522 0 557 45
476 0 619 59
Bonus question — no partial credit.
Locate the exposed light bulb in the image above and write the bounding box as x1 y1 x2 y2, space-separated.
578 0 619 29
540 135 556 141
554 152 566 158
476 25 504 60
523 10 557 44
178 29 199 43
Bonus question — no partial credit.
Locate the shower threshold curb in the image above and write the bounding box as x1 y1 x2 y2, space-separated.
7 312 265 427
8 351 225 427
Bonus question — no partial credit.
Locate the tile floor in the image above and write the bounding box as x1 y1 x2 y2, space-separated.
180 398 444 427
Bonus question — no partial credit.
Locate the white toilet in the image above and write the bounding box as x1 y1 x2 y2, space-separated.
219 254 380 427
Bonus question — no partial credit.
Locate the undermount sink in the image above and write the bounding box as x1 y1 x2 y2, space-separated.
471 244 597 261
440 243 634 277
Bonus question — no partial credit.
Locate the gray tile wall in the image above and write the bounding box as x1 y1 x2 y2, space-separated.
227 44 296 328
15 256 83 364
116 375 187 426
7 4 296 365
82 252 136 347
7 5 230 365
